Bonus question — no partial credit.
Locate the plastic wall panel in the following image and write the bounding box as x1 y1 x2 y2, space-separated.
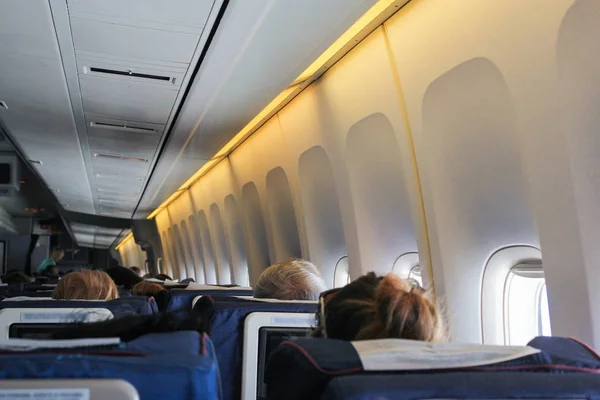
187 214 206 283
240 182 270 284
346 113 417 275
158 231 172 276
265 167 302 261
172 225 188 280
306 27 420 279
384 0 565 343
210 203 233 284
224 194 248 285
167 228 181 279
556 0 600 346
179 221 197 281
197 210 217 284
419 58 534 342
298 146 346 287
156 211 174 276
118 239 147 270
277 85 345 281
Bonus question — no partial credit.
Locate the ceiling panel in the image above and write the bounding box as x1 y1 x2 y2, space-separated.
91 156 151 178
82 97 172 125
0 1 62 59
136 0 379 217
70 18 200 64
79 78 179 107
0 1 95 217
67 0 213 33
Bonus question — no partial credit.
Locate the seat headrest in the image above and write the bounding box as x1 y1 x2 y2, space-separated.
266 337 600 400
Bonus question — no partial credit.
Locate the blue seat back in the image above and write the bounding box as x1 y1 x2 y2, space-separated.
320 372 600 400
266 337 600 400
0 297 157 317
195 296 317 400
529 336 600 365
160 288 253 312
0 331 221 400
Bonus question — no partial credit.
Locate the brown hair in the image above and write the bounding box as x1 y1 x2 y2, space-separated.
322 272 445 342
52 270 119 301
132 281 165 297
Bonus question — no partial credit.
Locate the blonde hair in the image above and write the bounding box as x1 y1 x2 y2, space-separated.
254 258 327 300
52 270 119 301
323 273 445 342
132 281 165 297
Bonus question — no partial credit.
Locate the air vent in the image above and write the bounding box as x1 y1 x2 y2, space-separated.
90 121 157 135
94 153 148 163
86 67 173 83
95 173 144 182
98 198 130 206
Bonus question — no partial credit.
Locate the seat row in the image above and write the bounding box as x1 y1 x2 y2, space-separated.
0 288 600 400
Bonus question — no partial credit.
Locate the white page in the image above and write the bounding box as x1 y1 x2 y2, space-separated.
2 297 53 301
233 296 317 303
352 339 540 371
0 337 120 351
0 389 89 399
185 283 252 291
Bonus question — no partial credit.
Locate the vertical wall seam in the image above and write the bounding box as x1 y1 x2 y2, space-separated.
382 23 436 299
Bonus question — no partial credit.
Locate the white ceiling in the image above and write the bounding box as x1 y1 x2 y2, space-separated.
0 0 377 248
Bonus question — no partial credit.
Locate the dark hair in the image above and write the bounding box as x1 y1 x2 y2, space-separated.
154 274 172 281
106 266 143 290
41 265 59 277
132 281 166 297
51 312 205 342
322 272 445 342
129 266 142 277
3 271 33 284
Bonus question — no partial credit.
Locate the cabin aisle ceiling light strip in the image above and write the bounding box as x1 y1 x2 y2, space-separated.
143 0 405 222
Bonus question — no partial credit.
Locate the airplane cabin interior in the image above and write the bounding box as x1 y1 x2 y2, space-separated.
0 0 599 399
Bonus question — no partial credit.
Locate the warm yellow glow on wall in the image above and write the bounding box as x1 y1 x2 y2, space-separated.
292 0 397 85
135 0 404 230
115 232 133 251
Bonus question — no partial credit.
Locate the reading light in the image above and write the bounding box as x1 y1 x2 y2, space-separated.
28 160 43 165
142 0 404 223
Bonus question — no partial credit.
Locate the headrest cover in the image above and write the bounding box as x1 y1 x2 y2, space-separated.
352 339 541 371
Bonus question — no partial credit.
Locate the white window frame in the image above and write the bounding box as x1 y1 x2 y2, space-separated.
333 256 350 288
503 263 544 344
392 252 420 279
481 245 542 345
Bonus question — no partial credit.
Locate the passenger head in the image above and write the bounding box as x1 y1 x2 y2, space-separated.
51 247 65 262
3 271 34 285
42 265 59 277
316 272 445 342
129 266 143 277
153 273 172 281
132 281 165 297
52 270 119 301
254 258 327 301
106 266 143 290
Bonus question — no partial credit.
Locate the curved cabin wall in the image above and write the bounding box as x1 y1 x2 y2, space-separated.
135 0 600 345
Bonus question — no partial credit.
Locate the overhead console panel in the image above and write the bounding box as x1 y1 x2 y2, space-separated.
0 0 223 247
